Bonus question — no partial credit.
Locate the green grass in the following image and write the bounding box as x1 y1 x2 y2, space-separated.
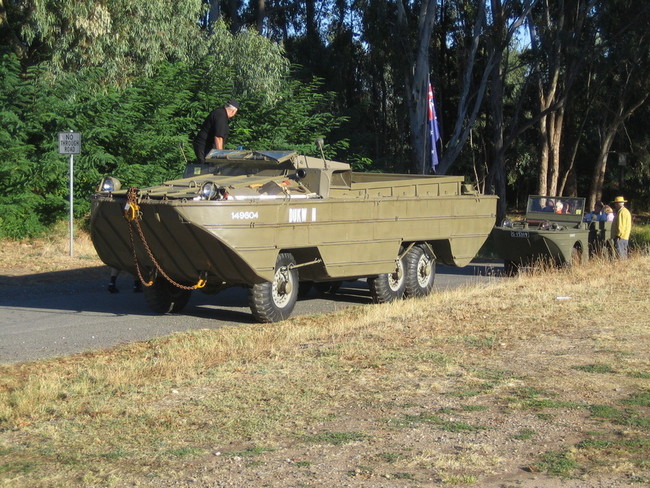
393 413 488 433
0 460 37 476
571 363 616 374
589 404 650 428
512 429 536 441
224 446 275 457
623 392 650 407
303 431 366 445
535 449 579 477
391 471 414 479
631 223 650 250
508 387 584 410
378 452 404 463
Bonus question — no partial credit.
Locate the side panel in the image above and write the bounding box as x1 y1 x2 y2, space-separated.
91 192 497 286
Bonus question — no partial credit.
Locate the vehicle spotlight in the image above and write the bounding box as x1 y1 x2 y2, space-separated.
99 176 121 192
200 181 226 200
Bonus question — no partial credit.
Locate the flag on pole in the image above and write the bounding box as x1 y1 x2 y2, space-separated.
427 80 441 171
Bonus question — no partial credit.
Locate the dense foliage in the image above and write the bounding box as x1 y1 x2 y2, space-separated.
0 0 648 239
0 52 345 239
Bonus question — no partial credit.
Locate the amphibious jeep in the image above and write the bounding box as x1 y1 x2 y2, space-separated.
492 195 594 274
90 149 498 322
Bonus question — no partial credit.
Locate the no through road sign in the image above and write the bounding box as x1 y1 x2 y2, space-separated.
58 131 81 154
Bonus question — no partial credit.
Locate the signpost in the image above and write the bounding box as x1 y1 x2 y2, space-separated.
58 131 81 257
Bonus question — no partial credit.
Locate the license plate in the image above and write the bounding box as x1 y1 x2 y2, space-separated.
510 231 529 238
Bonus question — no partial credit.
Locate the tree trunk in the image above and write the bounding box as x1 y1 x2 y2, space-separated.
395 0 437 174
485 0 509 222
547 107 564 195
587 99 646 208
256 0 265 35
437 0 535 176
229 0 241 32
588 130 616 208
537 112 549 196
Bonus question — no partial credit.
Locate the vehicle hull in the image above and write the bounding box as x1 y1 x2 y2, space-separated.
491 225 590 266
91 191 497 287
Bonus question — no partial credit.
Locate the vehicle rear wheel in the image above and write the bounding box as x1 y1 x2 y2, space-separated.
249 253 299 323
368 255 406 304
404 245 435 298
143 278 192 314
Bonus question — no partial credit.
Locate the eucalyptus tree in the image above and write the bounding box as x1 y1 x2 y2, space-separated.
585 0 650 208
433 0 534 221
395 0 438 174
525 0 599 197
4 0 207 79
1 0 289 98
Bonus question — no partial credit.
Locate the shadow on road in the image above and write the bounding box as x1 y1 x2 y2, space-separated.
0 260 502 318
0 265 373 320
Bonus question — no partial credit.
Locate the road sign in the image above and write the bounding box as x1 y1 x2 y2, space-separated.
58 131 81 154
58 131 81 256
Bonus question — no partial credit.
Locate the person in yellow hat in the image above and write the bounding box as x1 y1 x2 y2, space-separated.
611 196 631 259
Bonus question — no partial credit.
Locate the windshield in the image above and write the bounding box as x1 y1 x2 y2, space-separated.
527 196 585 216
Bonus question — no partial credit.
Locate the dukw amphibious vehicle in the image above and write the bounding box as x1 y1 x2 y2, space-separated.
90 150 497 322
492 195 593 274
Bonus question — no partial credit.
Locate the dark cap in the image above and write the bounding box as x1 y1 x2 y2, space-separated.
226 99 239 110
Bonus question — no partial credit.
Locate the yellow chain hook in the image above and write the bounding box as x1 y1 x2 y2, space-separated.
124 187 141 221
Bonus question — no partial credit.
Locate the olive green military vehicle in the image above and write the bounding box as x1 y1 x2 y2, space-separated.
492 195 597 274
90 150 497 322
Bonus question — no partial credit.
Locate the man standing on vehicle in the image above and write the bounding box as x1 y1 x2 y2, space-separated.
193 99 239 164
611 196 631 259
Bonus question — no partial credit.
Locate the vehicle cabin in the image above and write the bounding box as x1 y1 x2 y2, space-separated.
524 195 586 229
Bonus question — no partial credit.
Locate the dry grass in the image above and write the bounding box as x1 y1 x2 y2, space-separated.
0 222 102 276
0 242 649 486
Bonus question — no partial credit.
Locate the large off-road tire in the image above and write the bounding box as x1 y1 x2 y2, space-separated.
143 278 192 314
368 255 406 304
249 253 299 323
404 245 436 298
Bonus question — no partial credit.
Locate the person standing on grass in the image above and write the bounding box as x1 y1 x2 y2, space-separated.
611 196 632 259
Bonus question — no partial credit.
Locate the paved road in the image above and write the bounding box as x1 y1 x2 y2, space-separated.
0 262 502 364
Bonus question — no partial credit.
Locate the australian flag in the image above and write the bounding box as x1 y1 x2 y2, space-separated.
427 80 441 171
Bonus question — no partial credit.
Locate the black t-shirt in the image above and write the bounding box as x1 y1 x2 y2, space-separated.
194 107 229 155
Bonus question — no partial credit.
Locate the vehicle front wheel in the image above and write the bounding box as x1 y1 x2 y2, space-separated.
404 245 436 298
143 278 192 314
249 253 299 323
368 255 406 304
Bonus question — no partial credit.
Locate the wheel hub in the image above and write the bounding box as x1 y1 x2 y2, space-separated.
273 267 294 307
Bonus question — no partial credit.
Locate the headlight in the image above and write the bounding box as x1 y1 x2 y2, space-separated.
501 218 513 228
199 182 226 200
99 176 121 192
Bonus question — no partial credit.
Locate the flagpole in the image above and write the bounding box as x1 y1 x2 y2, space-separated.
423 89 428 175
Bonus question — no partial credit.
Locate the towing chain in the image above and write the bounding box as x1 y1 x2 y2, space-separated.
124 187 207 290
